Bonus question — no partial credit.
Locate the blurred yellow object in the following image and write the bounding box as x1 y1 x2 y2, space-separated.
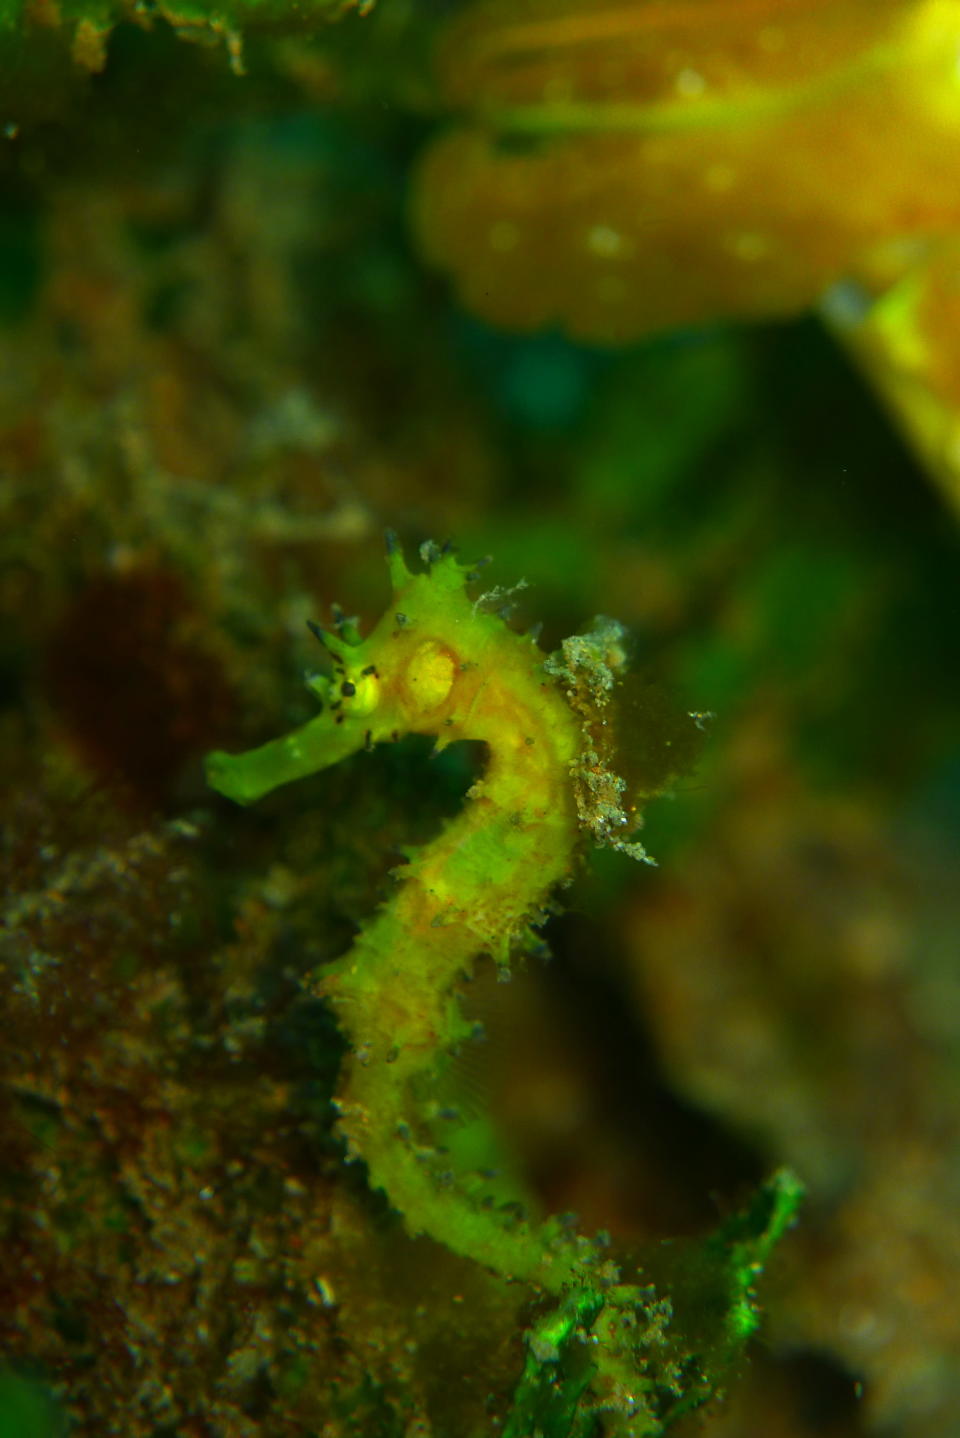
413 0 960 512
824 239 960 515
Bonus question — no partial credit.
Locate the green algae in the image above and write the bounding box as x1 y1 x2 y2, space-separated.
0 1372 63 1438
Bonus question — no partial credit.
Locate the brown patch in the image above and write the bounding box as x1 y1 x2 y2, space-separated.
24 0 62 30
44 567 233 808
71 16 109 72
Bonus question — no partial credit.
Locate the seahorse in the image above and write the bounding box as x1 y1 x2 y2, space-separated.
206 536 799 1434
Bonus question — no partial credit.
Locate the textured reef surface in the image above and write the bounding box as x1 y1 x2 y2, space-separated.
2 3 960 1436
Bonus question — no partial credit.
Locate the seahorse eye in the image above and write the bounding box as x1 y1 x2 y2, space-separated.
343 668 381 717
403 640 456 712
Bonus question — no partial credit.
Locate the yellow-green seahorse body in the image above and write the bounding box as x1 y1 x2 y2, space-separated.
207 539 618 1290
206 538 801 1434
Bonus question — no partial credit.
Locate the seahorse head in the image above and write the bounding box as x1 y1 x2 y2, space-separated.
317 636 458 731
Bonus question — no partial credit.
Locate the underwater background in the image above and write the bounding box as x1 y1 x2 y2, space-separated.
2 1 960 1434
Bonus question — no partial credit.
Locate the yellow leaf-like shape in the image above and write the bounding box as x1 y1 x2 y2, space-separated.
413 0 960 343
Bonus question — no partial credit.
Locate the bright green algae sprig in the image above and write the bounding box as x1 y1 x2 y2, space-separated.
206 536 802 1434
